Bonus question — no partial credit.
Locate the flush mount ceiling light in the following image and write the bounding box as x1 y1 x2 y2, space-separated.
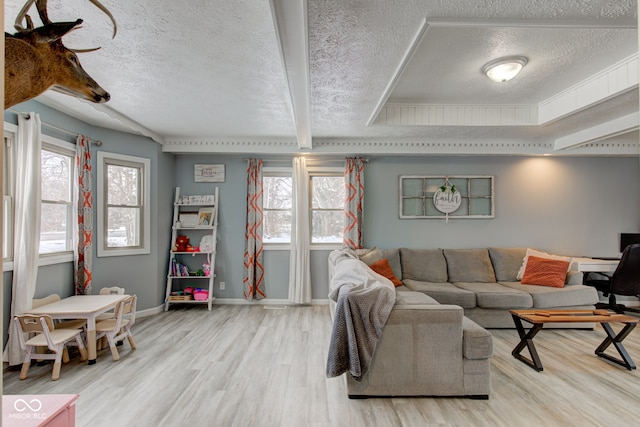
482 56 528 82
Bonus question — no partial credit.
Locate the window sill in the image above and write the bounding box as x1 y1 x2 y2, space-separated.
3 252 74 272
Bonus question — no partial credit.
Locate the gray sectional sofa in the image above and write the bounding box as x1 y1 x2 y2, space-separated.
394 247 599 328
327 246 599 399
328 249 493 399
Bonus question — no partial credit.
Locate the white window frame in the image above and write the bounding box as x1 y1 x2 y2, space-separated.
40 137 76 260
262 167 292 251
3 124 17 270
97 151 151 257
309 167 345 250
3 123 77 270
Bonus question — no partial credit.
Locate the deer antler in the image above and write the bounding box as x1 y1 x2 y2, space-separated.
15 0 117 38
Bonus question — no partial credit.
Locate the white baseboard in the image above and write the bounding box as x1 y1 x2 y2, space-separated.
213 298 329 306
147 298 329 314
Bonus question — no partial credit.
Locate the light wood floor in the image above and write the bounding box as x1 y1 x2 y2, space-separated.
3 305 640 426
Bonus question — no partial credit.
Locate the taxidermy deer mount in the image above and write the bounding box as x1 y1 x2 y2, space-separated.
4 0 117 110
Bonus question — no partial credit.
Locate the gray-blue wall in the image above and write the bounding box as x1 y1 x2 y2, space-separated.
3 100 174 347
3 100 640 349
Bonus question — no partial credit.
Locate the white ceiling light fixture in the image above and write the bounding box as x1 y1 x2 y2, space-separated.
482 56 528 83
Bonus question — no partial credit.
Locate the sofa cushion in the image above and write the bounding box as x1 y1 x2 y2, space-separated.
462 317 493 360
488 247 527 282
403 279 476 308
395 290 439 305
454 282 533 309
500 281 598 308
443 249 496 283
369 258 403 287
520 255 569 288
379 248 402 280
400 248 448 282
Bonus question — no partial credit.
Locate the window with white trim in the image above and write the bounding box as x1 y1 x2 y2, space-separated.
261 166 345 247
262 169 292 244
40 141 75 254
97 151 150 257
310 171 345 244
3 129 16 262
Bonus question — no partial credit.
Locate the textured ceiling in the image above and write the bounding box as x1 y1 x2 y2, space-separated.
4 0 639 156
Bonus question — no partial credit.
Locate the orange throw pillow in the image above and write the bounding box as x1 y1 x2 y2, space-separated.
369 258 403 287
520 255 570 288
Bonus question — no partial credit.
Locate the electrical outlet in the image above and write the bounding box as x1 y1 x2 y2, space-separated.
220 281 225 290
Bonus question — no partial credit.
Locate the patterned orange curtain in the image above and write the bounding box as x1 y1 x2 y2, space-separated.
74 135 93 295
343 157 365 249
243 159 265 300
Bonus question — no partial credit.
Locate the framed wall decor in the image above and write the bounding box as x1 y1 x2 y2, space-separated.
194 164 225 182
197 207 216 226
178 213 198 228
399 175 495 219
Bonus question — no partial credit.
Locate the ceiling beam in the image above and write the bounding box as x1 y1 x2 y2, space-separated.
554 113 639 150
269 0 312 150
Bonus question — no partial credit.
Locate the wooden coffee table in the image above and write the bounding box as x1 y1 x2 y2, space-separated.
510 309 639 372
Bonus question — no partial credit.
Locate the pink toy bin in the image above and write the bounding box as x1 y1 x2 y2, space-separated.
193 289 209 301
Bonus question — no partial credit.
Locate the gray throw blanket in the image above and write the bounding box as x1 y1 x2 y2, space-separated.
326 258 396 381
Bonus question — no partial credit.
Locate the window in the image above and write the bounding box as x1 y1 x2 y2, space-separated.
310 172 345 244
262 170 292 244
40 142 75 254
97 152 150 257
399 175 495 219
261 166 345 247
3 127 16 262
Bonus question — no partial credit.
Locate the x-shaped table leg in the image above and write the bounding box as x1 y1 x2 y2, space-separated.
595 322 637 370
511 314 545 371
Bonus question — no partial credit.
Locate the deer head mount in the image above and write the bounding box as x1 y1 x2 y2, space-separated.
4 0 117 110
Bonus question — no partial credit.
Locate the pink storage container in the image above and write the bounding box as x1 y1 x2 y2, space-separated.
193 289 209 301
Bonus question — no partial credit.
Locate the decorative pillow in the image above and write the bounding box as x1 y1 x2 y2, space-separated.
369 258 403 287
358 246 383 266
516 248 572 280
520 256 570 288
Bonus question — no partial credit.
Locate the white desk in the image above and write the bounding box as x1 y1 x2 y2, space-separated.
575 258 619 273
26 294 129 363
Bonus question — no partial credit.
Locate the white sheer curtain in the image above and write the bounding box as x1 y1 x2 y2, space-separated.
3 113 42 365
288 157 312 304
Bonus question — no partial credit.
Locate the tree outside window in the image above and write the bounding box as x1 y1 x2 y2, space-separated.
40 145 74 254
311 174 345 244
97 152 150 257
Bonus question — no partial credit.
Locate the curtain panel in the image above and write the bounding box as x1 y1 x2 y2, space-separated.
74 135 93 295
343 157 365 250
243 159 266 300
288 157 312 304
3 113 42 365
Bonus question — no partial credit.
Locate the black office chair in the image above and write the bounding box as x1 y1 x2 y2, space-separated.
584 243 640 314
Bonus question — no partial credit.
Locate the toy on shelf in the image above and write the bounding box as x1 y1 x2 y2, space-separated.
203 263 211 277
173 235 190 252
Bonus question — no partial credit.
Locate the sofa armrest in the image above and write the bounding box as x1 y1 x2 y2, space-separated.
462 317 493 360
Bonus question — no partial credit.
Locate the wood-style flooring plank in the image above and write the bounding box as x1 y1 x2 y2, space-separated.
3 305 640 427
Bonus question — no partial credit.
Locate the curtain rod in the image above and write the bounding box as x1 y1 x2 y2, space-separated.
243 157 369 163
7 109 103 146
